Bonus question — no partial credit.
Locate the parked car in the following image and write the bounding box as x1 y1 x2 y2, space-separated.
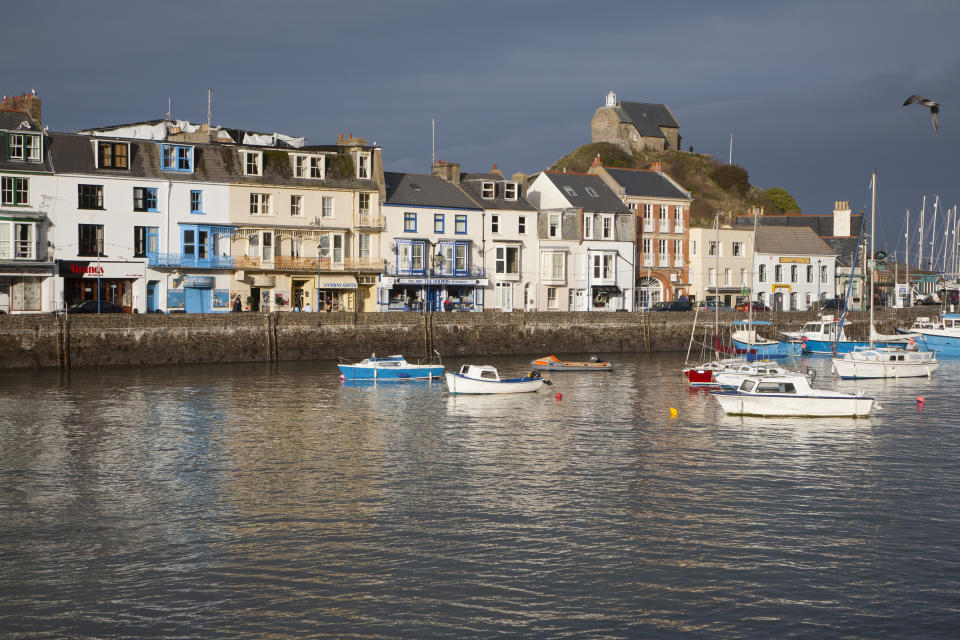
651 300 692 312
735 301 771 312
815 298 846 312
66 300 125 314
937 289 959 305
692 300 734 312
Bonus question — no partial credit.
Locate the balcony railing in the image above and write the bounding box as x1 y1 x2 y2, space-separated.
659 222 670 233
674 225 683 233
344 257 386 271
148 252 235 269
0 240 40 261
658 255 670 267
642 256 653 267
674 257 684 267
274 256 319 271
643 221 653 233
385 264 485 278
356 214 386 229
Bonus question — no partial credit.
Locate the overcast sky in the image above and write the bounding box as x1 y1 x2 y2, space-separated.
6 0 959 261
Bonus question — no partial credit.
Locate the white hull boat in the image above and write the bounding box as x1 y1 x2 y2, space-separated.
712 374 873 417
445 365 544 395
713 362 813 390
832 346 939 379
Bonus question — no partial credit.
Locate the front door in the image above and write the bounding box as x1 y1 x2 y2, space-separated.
147 281 158 312
773 292 784 311
185 288 212 313
498 283 513 312
250 287 261 312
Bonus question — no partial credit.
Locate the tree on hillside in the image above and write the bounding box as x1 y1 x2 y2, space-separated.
709 164 750 197
763 187 800 213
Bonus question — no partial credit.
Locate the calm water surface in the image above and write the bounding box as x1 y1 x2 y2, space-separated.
1 353 959 638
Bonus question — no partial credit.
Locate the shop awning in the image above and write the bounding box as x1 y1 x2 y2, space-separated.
591 285 622 294
319 274 357 289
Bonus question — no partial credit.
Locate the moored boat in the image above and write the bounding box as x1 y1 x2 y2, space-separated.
445 365 545 394
682 357 747 388
713 362 813 390
730 320 802 358
530 355 613 371
832 344 938 379
899 313 960 356
338 354 444 381
712 374 874 417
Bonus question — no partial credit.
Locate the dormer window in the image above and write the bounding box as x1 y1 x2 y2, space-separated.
293 154 324 179
584 186 599 198
243 151 262 176
7 133 41 162
160 144 193 172
481 181 495 199
357 153 370 179
97 141 129 169
504 182 518 200
563 186 577 197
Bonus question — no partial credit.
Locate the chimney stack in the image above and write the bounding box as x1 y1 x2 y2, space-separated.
650 160 663 173
431 160 461 183
0 91 41 126
592 154 602 168
833 200 852 237
491 163 503 177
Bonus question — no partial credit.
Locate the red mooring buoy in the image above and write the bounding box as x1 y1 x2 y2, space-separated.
917 396 925 406
555 392 562 400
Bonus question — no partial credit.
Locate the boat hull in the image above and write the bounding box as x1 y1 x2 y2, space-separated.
912 332 960 356
802 339 907 355
444 373 543 394
732 338 802 358
712 391 873 417
833 357 939 379
531 360 613 371
338 364 444 380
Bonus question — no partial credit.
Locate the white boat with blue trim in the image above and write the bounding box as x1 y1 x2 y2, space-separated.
338 354 444 381
712 374 874 417
445 365 545 394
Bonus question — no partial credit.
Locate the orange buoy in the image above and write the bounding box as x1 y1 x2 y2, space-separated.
917 396 925 406
339 374 346 382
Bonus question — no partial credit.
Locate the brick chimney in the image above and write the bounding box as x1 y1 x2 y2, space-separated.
833 200 851 237
1 91 41 126
592 154 602 168
650 160 663 173
336 132 367 147
432 160 461 183
491 163 503 177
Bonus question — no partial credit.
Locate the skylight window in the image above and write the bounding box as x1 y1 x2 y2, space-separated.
563 186 577 197
585 187 599 197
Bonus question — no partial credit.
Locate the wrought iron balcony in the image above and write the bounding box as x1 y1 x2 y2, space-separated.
356 214 386 229
384 264 485 278
148 252 234 269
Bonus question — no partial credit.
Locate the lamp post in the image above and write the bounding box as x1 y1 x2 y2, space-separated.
817 258 821 308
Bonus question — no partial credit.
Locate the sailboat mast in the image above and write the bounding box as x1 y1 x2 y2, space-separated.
748 206 759 341
918 195 926 270
714 212 720 350
869 172 876 349
905 209 911 306
929 195 939 271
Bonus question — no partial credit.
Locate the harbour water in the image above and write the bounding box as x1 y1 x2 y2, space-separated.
2 353 959 638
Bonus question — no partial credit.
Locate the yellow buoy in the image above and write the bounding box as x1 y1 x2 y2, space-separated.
669 407 678 418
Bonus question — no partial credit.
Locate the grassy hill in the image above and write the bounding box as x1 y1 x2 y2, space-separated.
549 143 799 227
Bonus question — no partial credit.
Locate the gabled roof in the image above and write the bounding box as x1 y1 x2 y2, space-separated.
603 167 690 200
616 102 679 138
540 172 631 214
0 109 42 132
755 226 837 257
459 172 536 211
0 111 53 174
384 172 481 210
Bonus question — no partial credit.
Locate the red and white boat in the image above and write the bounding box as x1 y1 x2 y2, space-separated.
682 357 746 388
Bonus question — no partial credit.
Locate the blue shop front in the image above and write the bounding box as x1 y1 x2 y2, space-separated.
378 274 487 311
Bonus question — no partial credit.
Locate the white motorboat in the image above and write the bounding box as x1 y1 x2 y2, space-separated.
832 344 939 379
712 374 873 417
713 362 813 390
444 365 545 395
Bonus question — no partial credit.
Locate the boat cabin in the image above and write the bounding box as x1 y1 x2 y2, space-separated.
458 364 501 380
741 379 798 394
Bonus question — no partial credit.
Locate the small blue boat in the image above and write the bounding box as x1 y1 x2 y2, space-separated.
338 354 444 381
906 313 960 356
731 320 802 358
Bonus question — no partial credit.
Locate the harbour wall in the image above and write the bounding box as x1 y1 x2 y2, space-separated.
0 307 938 370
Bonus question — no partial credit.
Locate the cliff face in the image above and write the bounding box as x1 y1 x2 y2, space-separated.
549 144 798 227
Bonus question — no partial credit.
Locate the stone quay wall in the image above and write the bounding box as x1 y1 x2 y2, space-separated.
0 307 938 370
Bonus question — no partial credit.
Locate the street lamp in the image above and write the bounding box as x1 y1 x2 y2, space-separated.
817 258 821 308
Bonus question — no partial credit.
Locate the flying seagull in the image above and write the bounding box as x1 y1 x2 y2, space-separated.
903 95 939 131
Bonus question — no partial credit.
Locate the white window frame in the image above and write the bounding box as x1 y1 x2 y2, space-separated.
359 233 370 259
658 239 669 266
481 181 495 199
674 206 684 233
592 252 615 280
504 182 518 200
642 237 653 267
546 287 558 309
584 186 599 198
583 213 594 239
541 251 565 282
243 150 262 176
358 193 370 214
659 205 669 232
548 213 561 238
495 244 520 277
491 214 500 234
601 215 614 240
322 196 334 218
250 193 272 216
673 239 683 267
563 185 577 197
9 133 42 162
732 242 743 257
357 153 370 179
291 194 303 217
643 204 653 232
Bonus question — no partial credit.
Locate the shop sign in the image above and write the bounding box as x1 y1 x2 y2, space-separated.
252 276 276 287
182 276 215 288
320 281 357 289
395 278 488 286
59 261 143 279
778 257 810 264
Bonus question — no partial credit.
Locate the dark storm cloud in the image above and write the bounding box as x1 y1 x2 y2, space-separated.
5 0 959 258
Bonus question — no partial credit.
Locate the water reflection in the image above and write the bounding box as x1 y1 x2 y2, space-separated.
1 355 959 638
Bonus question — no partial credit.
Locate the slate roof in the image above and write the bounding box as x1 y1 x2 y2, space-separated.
824 236 860 268
755 226 837 257
47 132 375 190
616 102 679 138
384 172 481 210
603 167 690 200
459 172 536 211
541 172 631 214
0 110 53 174
736 212 864 237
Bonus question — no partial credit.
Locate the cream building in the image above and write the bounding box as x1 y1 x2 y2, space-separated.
688 223 755 307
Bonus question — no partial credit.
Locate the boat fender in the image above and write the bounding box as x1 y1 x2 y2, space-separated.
806 368 816 381
339 374 346 383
